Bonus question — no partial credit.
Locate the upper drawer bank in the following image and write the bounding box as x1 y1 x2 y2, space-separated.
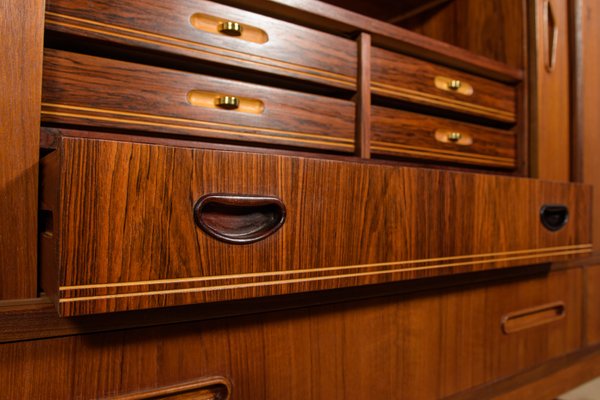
45 0 357 89
40 133 592 316
371 47 518 124
42 49 355 153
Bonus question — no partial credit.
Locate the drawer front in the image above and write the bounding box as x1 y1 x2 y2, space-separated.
45 0 357 89
0 270 583 399
41 50 355 153
585 265 600 346
371 106 516 168
371 47 517 123
41 134 591 316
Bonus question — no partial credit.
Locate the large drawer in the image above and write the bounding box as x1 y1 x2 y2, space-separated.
41 49 355 153
371 47 517 124
40 132 591 316
0 269 584 399
45 0 357 89
371 105 516 168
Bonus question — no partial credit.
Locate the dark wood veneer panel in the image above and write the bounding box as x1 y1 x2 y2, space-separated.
371 47 517 123
45 0 357 89
42 50 355 153
371 106 516 168
41 135 591 315
0 0 45 299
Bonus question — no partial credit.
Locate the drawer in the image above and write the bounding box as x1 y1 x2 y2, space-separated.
41 49 355 153
371 47 517 123
45 0 357 89
585 265 600 346
40 132 591 316
371 106 516 168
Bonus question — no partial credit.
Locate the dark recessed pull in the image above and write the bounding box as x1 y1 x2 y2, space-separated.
194 194 286 244
540 204 569 231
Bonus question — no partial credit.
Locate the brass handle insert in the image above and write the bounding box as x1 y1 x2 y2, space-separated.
434 76 474 96
434 129 473 146
448 80 462 90
447 131 462 142
215 95 240 110
218 20 243 36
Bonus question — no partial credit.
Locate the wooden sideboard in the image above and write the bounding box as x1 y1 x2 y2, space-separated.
2 0 600 398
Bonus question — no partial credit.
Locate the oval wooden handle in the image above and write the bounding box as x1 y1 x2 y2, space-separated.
194 194 286 244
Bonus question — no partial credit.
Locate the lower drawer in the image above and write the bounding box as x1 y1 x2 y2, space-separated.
40 131 591 316
371 106 516 169
0 269 584 399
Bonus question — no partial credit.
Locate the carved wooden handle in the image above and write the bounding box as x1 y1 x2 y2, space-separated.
194 194 286 244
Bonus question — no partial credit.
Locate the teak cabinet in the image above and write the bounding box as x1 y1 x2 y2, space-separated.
2 0 600 398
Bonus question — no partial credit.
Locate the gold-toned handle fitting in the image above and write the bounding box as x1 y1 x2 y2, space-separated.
434 129 473 146
448 80 462 90
434 76 474 96
218 21 243 36
447 131 462 142
215 95 240 110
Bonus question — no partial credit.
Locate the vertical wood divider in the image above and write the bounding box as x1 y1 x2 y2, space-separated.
0 0 46 299
356 32 372 159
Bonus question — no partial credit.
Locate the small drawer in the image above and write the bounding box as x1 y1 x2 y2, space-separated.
371 47 517 123
45 0 357 89
40 132 591 316
41 49 355 153
371 106 516 168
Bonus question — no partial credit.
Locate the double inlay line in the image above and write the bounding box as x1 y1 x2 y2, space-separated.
58 244 593 303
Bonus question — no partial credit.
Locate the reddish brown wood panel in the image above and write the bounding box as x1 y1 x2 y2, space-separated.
577 0 600 250
41 134 591 315
218 0 523 83
0 268 583 399
41 50 356 153
45 0 357 89
0 0 45 299
371 105 516 168
400 0 526 69
355 32 371 159
530 0 570 181
371 47 517 123
585 265 600 346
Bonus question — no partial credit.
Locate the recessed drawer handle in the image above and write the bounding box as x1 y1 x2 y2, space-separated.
190 13 269 44
434 76 474 96
187 90 265 114
501 301 566 334
194 194 286 244
540 204 569 231
218 20 243 36
434 129 473 146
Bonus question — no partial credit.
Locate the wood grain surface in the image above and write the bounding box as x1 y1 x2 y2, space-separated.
371 47 517 123
371 105 516 168
0 268 583 399
0 0 45 299
530 0 571 181
217 0 524 83
42 50 356 153
401 0 526 70
45 0 357 89
41 134 591 315
585 265 600 346
575 0 600 250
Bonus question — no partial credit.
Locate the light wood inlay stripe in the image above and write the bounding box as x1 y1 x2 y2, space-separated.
59 244 592 291
371 81 516 122
45 12 356 88
58 247 593 302
41 103 354 149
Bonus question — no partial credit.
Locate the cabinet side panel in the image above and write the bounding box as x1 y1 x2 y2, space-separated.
0 0 45 298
